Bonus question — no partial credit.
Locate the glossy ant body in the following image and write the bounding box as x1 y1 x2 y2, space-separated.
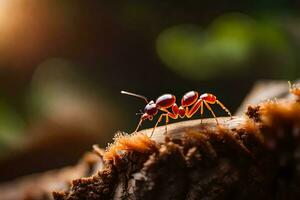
121 91 231 137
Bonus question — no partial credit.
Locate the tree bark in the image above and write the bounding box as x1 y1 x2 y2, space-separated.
1 80 300 200
52 82 300 200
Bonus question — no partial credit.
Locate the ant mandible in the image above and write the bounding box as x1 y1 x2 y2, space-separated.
121 90 232 137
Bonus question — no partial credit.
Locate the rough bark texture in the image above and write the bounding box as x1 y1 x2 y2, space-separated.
52 82 300 200
0 153 104 200
1 80 300 200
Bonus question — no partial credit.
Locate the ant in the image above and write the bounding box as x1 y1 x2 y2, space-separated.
121 90 232 137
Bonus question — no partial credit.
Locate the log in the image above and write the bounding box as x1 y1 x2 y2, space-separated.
52 83 300 200
0 153 104 200
1 80 300 200
236 79 300 115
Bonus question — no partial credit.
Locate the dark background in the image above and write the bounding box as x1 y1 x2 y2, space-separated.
0 0 299 182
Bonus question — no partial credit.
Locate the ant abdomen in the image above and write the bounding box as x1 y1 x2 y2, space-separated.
182 91 199 107
156 94 176 108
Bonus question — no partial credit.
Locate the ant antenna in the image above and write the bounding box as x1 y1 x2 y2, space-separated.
121 91 149 103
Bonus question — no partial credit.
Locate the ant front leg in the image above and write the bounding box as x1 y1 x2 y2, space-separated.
151 109 178 137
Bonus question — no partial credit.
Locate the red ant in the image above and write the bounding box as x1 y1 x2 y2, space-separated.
121 91 232 137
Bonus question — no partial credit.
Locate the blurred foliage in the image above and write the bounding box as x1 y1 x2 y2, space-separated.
0 99 24 151
29 58 89 118
28 58 116 134
157 13 297 80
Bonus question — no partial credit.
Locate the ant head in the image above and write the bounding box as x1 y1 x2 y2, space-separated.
142 100 158 121
121 91 157 120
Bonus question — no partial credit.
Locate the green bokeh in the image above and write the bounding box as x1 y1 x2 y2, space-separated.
0 99 25 152
157 13 294 80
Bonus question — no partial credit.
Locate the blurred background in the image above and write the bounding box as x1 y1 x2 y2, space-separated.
0 0 299 183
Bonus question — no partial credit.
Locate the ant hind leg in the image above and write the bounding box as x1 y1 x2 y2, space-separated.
216 100 232 117
203 101 219 124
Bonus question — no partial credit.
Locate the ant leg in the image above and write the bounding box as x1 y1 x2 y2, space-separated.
165 114 169 133
200 101 204 124
134 118 143 132
153 108 178 137
152 108 178 137
216 100 232 117
203 101 219 124
159 108 178 121
151 114 168 137
186 99 202 118
164 112 179 137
